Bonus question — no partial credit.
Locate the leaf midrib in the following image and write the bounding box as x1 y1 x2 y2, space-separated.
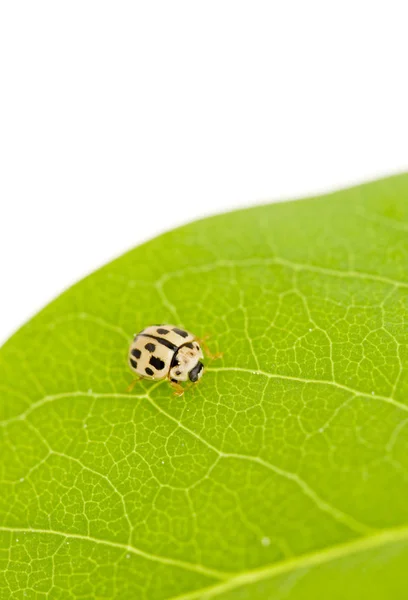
167 524 408 600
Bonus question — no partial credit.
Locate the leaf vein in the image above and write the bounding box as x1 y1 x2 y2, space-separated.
165 525 408 600
208 367 408 413
145 396 371 535
0 525 228 581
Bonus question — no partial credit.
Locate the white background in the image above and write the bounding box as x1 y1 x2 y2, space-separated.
1 1 407 346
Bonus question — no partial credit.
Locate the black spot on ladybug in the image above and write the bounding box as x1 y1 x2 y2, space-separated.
184 342 194 349
145 343 155 352
176 370 181 375
195 344 200 350
140 334 177 351
130 358 138 369
150 355 165 370
145 367 154 376
157 328 169 335
131 348 141 359
173 328 188 338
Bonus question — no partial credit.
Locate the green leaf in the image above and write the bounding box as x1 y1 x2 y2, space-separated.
1 174 408 599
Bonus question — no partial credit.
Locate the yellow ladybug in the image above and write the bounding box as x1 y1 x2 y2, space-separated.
128 325 220 396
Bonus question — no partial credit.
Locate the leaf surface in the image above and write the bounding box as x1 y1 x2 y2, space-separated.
1 175 408 599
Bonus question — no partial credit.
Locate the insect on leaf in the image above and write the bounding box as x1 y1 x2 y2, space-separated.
1 174 408 599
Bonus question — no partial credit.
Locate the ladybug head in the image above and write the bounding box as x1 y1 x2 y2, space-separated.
169 342 204 382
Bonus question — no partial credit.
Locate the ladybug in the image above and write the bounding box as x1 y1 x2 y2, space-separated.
127 325 220 396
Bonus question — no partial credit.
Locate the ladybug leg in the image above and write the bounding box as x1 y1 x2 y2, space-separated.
169 380 185 397
126 376 143 393
195 335 223 361
179 380 201 396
